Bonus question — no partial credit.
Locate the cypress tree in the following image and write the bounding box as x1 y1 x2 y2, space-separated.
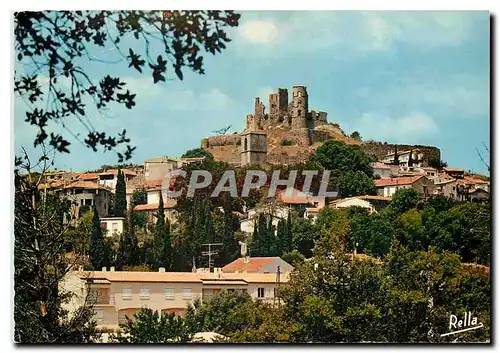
408 149 413 167
151 192 172 270
90 207 108 270
275 219 286 256
114 169 127 217
118 210 139 268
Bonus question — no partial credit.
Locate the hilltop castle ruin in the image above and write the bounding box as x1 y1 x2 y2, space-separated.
245 86 328 132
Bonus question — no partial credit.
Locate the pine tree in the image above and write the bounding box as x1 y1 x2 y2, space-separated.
90 206 108 270
114 169 127 217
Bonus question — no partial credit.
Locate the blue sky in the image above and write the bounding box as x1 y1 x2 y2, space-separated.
14 11 490 175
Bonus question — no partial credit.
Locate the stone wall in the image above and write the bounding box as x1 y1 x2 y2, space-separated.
201 134 241 148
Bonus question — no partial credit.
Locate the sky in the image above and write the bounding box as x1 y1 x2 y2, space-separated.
14 11 491 175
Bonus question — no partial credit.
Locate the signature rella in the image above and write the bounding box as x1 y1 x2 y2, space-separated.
161 169 339 198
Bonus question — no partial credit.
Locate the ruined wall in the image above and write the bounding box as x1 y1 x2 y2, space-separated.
201 134 241 149
361 142 441 167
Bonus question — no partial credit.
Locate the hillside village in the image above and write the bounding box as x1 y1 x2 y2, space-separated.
31 85 490 340
39 85 490 237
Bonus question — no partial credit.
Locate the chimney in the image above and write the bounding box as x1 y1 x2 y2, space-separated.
110 266 115 272
101 267 107 272
159 267 165 273
244 256 250 264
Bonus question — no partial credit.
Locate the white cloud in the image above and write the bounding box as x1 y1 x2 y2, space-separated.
354 73 489 118
353 112 439 143
239 20 279 44
235 11 483 56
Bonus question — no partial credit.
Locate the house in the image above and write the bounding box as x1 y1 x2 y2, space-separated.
42 170 73 183
40 180 112 219
240 203 289 235
443 167 465 179
433 178 458 199
61 267 290 331
222 257 294 274
98 169 137 191
469 188 490 204
329 196 377 214
420 167 438 179
133 201 178 224
100 217 125 237
144 157 179 181
73 172 100 183
456 176 490 202
177 157 206 167
277 187 326 209
381 149 424 168
375 175 436 198
371 162 392 179
304 207 321 223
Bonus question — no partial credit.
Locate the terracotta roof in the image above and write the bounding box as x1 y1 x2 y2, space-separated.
422 167 437 171
80 271 202 283
99 168 137 176
75 173 100 180
305 207 321 213
222 257 283 273
277 188 319 205
434 178 457 185
443 167 464 173
144 156 178 163
38 180 67 189
133 200 177 211
370 162 391 170
375 175 424 187
77 271 288 284
64 181 111 190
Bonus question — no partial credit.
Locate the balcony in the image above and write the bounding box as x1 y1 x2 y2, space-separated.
89 290 114 306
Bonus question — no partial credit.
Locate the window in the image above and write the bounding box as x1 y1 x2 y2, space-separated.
165 287 175 299
122 287 132 300
140 287 149 299
183 288 191 299
84 199 93 206
257 287 265 298
93 309 104 322
112 222 118 232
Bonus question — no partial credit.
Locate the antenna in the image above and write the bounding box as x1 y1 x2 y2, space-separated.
201 243 223 271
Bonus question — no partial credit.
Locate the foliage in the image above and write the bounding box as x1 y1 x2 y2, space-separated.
89 206 108 270
389 188 420 214
337 171 376 197
313 140 374 177
149 192 172 270
117 211 139 268
113 308 192 343
290 216 317 258
181 147 214 159
15 10 240 160
350 131 362 141
114 169 127 217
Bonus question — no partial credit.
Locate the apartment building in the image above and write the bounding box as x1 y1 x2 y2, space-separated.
62 265 290 331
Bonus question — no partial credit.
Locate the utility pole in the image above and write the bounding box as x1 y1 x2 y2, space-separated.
201 243 223 271
274 265 281 308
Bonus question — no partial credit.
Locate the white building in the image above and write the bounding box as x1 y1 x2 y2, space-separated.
382 149 424 168
329 197 376 214
100 217 125 237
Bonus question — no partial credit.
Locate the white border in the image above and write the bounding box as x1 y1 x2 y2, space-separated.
3 1 498 352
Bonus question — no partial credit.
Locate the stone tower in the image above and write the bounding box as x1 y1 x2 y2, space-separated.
269 88 288 124
291 86 308 129
240 131 267 167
